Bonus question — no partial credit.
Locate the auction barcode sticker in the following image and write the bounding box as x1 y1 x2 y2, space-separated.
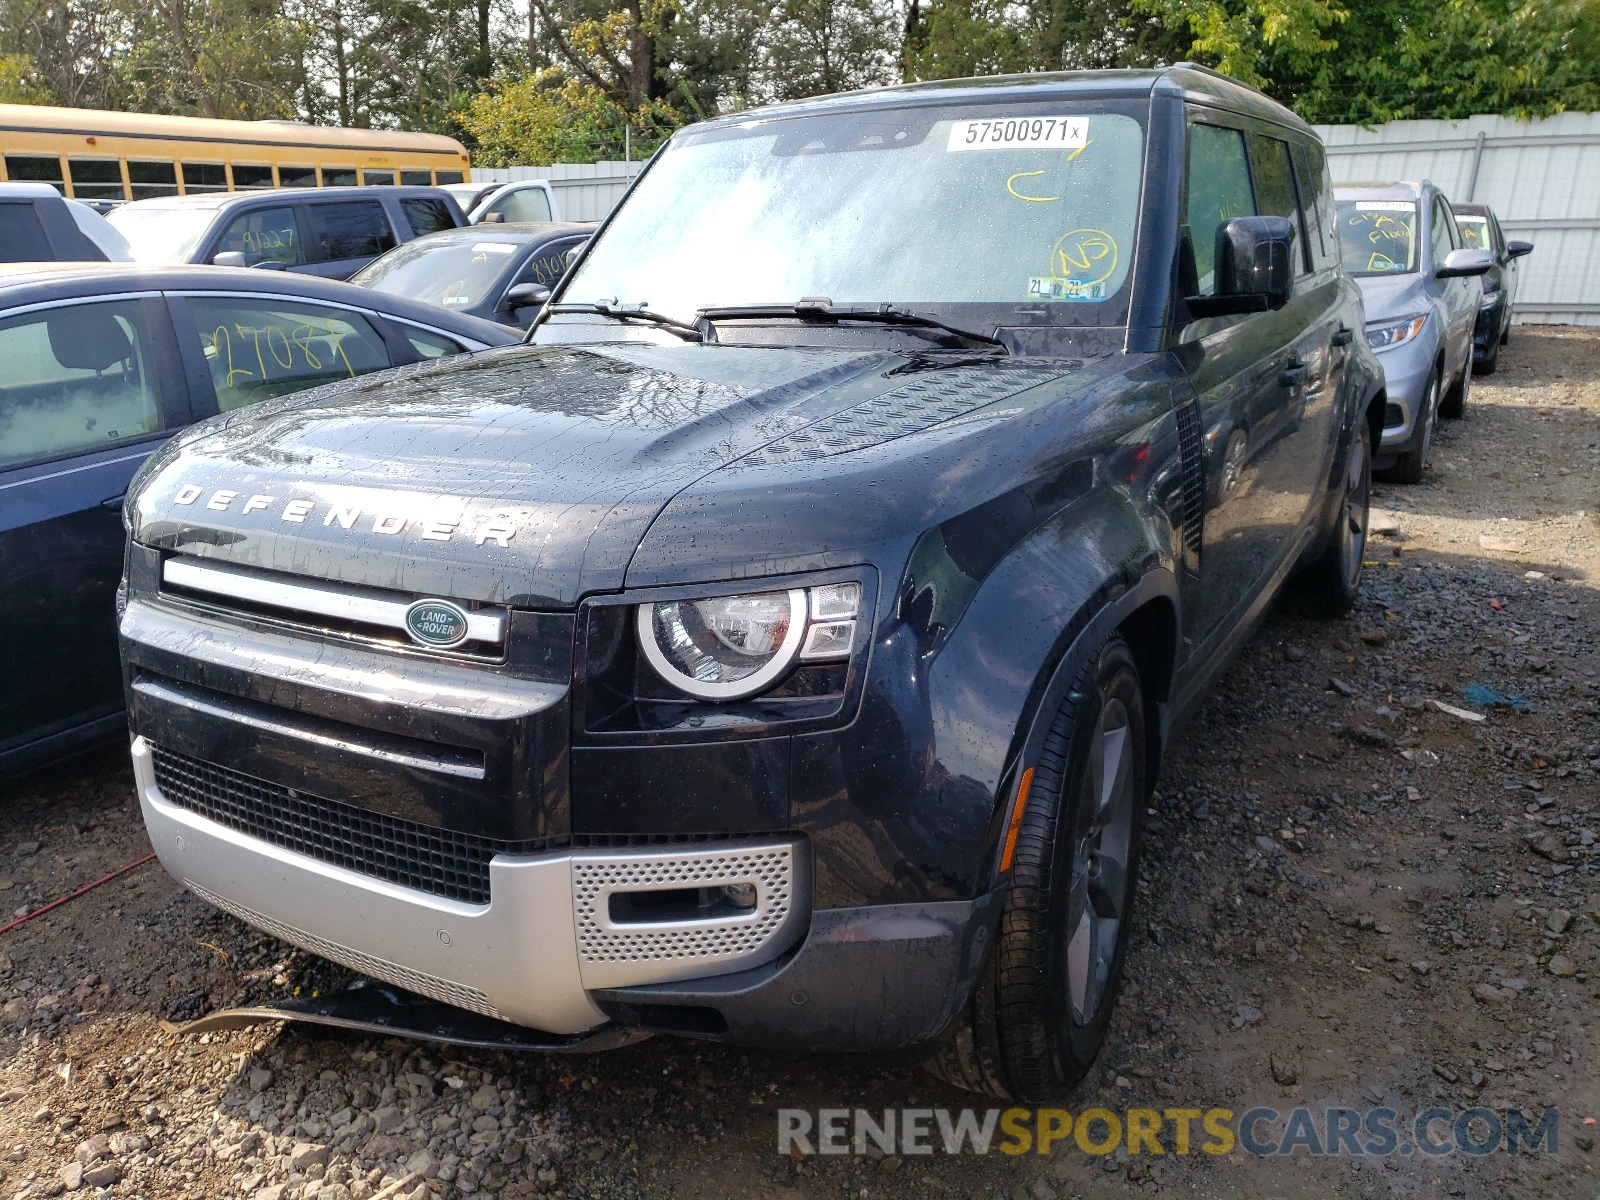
947 116 1088 152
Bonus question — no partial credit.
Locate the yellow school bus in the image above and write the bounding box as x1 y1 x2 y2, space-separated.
0 104 471 201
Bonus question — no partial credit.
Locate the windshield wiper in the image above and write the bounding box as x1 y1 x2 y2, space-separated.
697 300 1008 353
531 300 704 342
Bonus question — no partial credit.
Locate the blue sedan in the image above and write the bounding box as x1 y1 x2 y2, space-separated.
0 263 518 775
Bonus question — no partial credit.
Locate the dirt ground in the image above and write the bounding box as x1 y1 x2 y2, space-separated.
1 328 1597 1200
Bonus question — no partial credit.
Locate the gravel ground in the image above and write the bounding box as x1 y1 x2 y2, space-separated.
1 327 1597 1200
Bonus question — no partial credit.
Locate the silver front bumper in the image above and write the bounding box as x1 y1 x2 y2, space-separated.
133 738 809 1035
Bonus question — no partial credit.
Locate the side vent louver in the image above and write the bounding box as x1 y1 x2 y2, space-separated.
1175 400 1205 554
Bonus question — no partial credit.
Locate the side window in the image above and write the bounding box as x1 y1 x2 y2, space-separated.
0 301 168 468
1292 141 1338 271
398 325 470 360
69 158 124 202
401 197 455 237
182 162 228 193
1247 133 1307 275
186 297 392 412
0 202 50 264
216 206 305 268
1186 124 1257 297
485 187 552 224
5 155 64 193
1430 198 1455 269
519 237 586 288
307 202 397 261
232 164 274 190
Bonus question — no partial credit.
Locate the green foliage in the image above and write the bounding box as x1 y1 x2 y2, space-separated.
0 51 49 102
461 69 680 163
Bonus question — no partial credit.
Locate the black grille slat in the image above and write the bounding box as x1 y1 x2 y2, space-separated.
151 747 543 904
150 746 792 903
1175 400 1205 554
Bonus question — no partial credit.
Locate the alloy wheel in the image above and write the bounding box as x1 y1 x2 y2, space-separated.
1339 427 1371 588
1064 696 1135 1025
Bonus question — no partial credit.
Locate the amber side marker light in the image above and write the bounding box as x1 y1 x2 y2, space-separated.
999 767 1035 873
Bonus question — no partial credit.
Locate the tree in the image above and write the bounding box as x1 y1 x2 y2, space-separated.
0 51 49 101
459 66 680 162
760 0 899 100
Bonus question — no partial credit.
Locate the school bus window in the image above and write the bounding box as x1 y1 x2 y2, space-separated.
183 163 228 193
128 161 179 200
399 170 432 186
217 206 305 268
69 158 124 200
279 166 317 188
5 155 65 192
232 164 274 190
435 170 464 185
323 167 358 187
361 169 396 186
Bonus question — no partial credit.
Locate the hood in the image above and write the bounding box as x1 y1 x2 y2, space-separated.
1354 272 1433 324
129 343 1081 606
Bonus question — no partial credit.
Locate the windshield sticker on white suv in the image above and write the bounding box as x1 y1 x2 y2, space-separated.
1354 202 1415 211
947 117 1088 152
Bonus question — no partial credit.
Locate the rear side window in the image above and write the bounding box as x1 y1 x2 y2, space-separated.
398 325 470 359
6 155 64 192
0 202 50 263
217 207 305 267
1186 124 1256 296
129 160 179 200
183 163 228 193
1247 133 1309 276
401 197 455 236
0 301 167 468
483 187 552 224
308 201 396 261
185 296 392 411
69 158 124 201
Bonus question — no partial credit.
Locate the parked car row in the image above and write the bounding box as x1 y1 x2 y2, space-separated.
1332 181 1531 482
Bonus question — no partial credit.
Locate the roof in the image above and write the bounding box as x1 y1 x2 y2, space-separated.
111 186 455 213
0 103 465 158
0 261 517 342
688 64 1313 138
417 221 596 244
1333 181 1432 200
1451 201 1493 216
0 181 64 200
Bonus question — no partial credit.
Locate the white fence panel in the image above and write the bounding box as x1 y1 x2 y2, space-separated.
1312 113 1600 325
470 161 645 221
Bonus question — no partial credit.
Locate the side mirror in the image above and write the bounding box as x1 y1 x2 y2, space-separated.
481 211 505 224
1184 216 1295 319
212 251 248 268
1506 240 1534 259
1438 247 1494 278
503 283 551 308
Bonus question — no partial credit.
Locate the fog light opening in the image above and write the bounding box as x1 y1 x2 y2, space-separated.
721 882 758 910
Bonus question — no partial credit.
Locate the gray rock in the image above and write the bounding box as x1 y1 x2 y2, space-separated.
371 1107 404 1134
249 1069 274 1094
405 1150 438 1179
82 1162 120 1188
1232 1005 1263 1028
467 1085 498 1114
1548 955 1577 977
1270 1058 1298 1086
59 1161 84 1190
289 1143 329 1171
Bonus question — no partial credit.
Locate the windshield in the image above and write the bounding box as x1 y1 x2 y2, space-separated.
1456 215 1491 251
351 238 522 306
1335 200 1419 276
106 203 219 263
563 103 1145 325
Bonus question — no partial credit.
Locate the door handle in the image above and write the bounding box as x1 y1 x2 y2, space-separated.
1332 327 1354 347
100 493 127 512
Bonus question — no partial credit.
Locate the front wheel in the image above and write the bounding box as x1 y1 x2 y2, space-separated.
1384 370 1437 483
925 637 1146 1100
1283 417 1370 617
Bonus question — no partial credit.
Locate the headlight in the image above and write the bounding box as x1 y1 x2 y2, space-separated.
1365 315 1427 349
637 582 861 701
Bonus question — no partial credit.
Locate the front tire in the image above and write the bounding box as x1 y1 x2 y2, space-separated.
1385 369 1438 483
925 637 1146 1100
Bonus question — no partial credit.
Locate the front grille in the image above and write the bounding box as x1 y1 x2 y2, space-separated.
151 747 547 904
